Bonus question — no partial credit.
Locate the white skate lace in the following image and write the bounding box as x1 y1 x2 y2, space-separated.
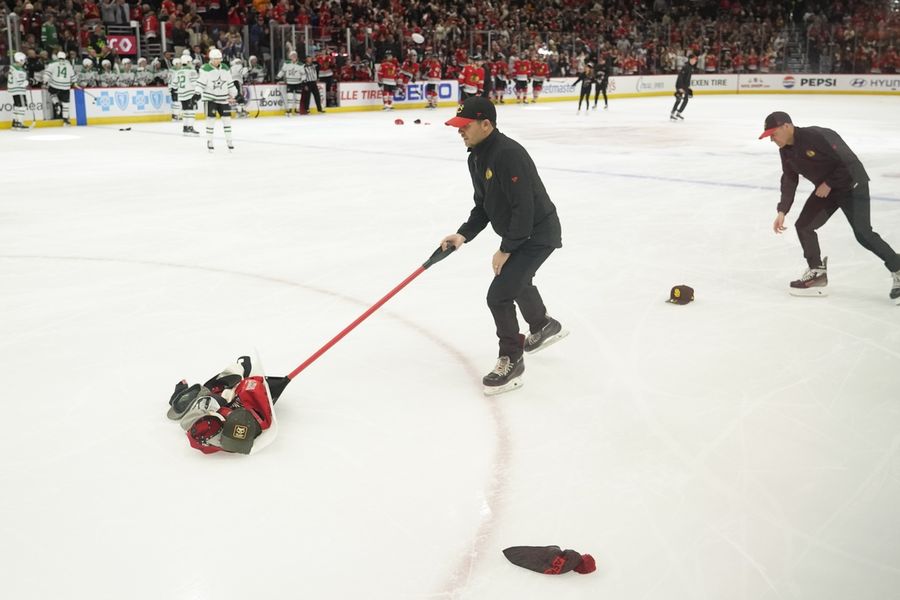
800 267 825 282
492 357 512 376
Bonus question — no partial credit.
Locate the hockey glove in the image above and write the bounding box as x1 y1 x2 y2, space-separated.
192 93 201 103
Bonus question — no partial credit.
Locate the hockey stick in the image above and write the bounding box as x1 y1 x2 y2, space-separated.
247 84 261 118
26 89 38 129
286 244 456 381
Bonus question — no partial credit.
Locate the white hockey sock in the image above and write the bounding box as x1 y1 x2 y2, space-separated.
62 104 69 119
13 106 25 123
222 116 233 142
185 111 194 128
206 123 214 142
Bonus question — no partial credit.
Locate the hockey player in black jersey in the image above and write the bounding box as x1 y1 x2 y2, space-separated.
670 55 697 120
572 64 596 114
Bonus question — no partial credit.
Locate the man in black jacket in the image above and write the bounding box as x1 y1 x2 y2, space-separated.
760 111 900 301
441 97 565 395
670 54 696 120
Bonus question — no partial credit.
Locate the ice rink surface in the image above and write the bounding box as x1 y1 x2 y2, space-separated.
2 93 899 600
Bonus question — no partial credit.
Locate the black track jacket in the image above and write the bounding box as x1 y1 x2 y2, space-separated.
457 129 562 253
777 126 870 214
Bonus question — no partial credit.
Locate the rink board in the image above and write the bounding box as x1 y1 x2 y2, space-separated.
2 74 899 128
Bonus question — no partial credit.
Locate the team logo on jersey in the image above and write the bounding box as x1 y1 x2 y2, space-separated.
806 150 816 157
114 91 128 111
485 168 493 180
232 424 249 440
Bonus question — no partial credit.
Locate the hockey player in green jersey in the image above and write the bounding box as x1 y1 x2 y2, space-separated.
194 48 237 151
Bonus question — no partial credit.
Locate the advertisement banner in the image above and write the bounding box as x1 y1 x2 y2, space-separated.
736 73 900 93
242 84 286 111
338 80 459 108
83 86 174 120
0 89 51 125
107 35 138 56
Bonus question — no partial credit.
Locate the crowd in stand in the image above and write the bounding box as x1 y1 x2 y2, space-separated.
2 0 898 91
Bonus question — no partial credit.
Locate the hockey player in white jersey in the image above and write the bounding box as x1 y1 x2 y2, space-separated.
134 57 154 86
194 48 237 151
7 52 30 130
168 56 182 120
174 58 200 135
99 59 118 86
117 58 136 87
230 57 249 117
44 51 75 124
247 55 265 83
76 58 99 88
276 50 304 116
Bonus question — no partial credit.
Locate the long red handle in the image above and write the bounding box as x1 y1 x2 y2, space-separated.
286 245 456 380
287 265 425 380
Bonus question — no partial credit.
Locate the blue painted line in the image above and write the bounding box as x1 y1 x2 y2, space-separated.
74 88 87 126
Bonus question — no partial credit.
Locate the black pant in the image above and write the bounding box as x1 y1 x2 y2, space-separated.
795 183 900 271
594 84 607 106
302 81 322 112
578 86 591 110
672 93 688 113
487 243 555 360
206 102 232 118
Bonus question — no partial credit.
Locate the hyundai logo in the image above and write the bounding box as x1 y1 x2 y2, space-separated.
850 78 866 87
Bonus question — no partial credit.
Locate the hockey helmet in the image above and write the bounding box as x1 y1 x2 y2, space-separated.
122 57 131 64
232 57 242 64
172 57 181 66
57 51 67 60
209 48 223 60
82 58 93 67
101 59 111 67
14 52 26 64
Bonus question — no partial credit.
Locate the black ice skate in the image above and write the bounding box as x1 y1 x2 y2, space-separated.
790 257 828 297
207 140 214 153
227 142 235 151
670 112 677 121
675 113 684 120
524 316 569 354
891 270 900 303
483 355 524 396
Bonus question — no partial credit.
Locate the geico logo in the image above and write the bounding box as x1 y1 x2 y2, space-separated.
800 78 836 86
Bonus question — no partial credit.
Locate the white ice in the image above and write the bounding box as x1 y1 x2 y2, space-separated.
2 94 899 600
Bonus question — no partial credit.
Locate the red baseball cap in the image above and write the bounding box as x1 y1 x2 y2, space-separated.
445 96 497 127
758 111 792 139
